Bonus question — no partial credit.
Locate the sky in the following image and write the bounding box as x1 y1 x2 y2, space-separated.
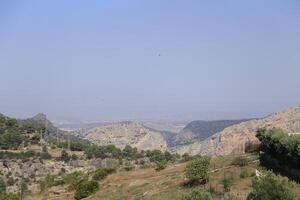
0 1 300 123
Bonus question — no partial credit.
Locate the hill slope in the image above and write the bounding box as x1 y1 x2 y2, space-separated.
79 122 167 151
175 104 300 156
169 119 251 147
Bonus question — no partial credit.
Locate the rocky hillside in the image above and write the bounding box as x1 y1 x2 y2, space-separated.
168 119 251 147
175 104 300 156
79 122 167 151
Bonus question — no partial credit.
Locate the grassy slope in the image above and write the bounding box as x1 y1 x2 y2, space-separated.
25 154 300 200
89 154 258 200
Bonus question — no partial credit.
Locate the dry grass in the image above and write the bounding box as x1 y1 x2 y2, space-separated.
86 155 259 200
24 154 300 200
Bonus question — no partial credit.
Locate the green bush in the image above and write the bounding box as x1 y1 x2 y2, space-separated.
92 168 116 181
182 153 193 162
6 178 16 186
220 173 234 192
185 156 210 184
0 180 6 195
0 193 18 200
155 161 167 171
247 171 297 200
240 168 249 179
74 180 98 200
256 128 300 181
181 189 213 200
124 161 134 171
60 150 71 162
63 171 87 190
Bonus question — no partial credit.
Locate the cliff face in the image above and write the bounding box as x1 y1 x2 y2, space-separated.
82 122 167 151
175 104 300 156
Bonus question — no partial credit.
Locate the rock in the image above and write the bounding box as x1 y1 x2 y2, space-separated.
176 104 300 156
82 122 167 151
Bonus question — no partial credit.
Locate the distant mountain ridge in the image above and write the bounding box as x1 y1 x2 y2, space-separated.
76 122 167 151
160 119 252 148
175 104 300 156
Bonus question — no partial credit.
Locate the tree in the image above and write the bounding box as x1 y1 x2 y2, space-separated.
181 189 213 200
74 180 98 200
185 156 210 184
182 153 192 161
247 171 297 200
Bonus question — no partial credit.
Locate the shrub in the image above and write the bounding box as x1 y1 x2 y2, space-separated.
124 161 134 171
6 178 16 186
71 154 78 160
185 156 210 184
247 170 297 200
155 161 167 171
39 174 56 192
181 189 213 200
64 171 87 190
92 168 116 181
0 180 6 195
240 168 249 179
60 150 71 162
74 180 98 200
182 153 192 162
0 193 19 200
220 173 234 192
231 156 248 167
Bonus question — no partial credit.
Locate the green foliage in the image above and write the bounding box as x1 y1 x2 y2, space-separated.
146 149 165 162
0 193 18 200
220 173 234 192
185 156 210 184
181 189 213 200
256 128 300 180
155 160 167 171
0 115 44 150
92 168 116 181
74 180 98 200
0 150 37 159
182 153 193 162
240 168 250 179
124 161 134 171
0 180 6 195
60 150 71 162
247 170 298 200
71 154 78 160
6 178 16 186
0 131 24 150
39 174 57 192
122 145 140 159
84 144 122 159
63 171 87 190
231 156 249 167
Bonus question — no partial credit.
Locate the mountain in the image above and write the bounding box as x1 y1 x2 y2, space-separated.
161 119 251 148
175 104 300 156
77 121 167 151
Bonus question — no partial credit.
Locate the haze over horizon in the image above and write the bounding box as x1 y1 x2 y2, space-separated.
1 1 300 123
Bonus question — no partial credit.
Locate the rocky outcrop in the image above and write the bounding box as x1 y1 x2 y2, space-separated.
175 104 300 156
0 158 96 194
81 122 167 151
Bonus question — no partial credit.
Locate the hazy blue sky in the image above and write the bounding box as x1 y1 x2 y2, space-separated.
0 1 300 123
